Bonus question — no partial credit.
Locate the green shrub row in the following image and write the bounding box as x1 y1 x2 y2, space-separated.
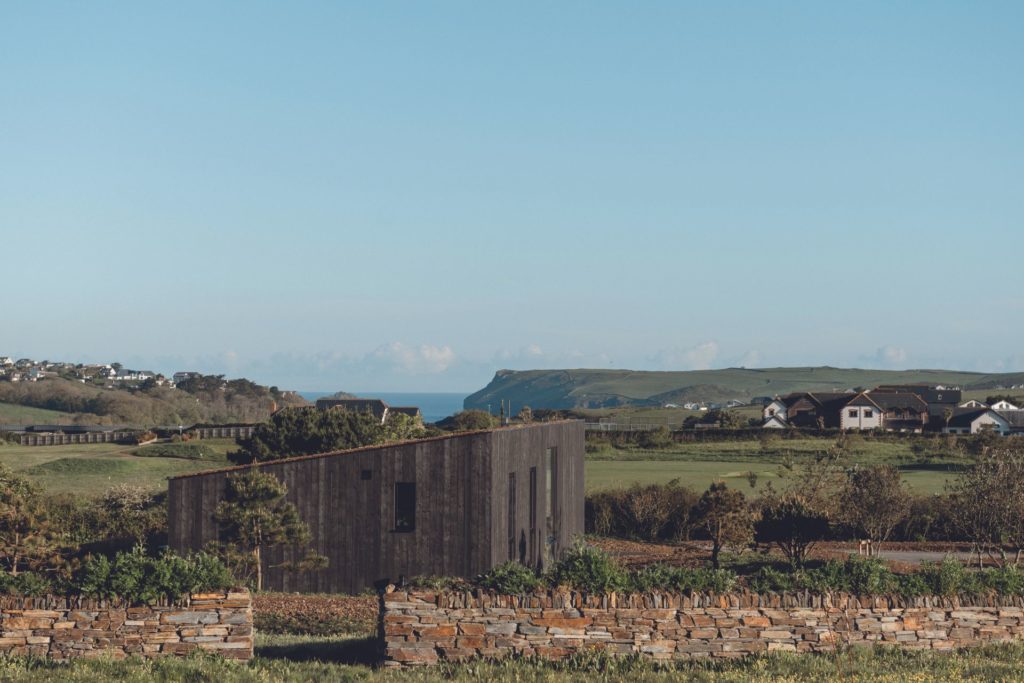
749 556 1024 598
0 546 234 603
471 545 1024 598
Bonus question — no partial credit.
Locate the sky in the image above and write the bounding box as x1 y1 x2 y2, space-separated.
1 2 1022 392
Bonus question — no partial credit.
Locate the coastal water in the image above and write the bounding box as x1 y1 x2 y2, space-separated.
299 391 467 424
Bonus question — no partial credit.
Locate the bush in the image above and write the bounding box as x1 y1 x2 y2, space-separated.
549 542 629 593
638 426 673 449
586 480 697 542
477 561 542 594
629 564 737 594
77 546 233 603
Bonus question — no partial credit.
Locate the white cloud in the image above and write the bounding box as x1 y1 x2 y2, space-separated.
370 342 455 374
874 346 908 367
651 341 720 370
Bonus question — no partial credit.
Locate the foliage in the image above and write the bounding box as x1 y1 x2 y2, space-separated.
76 546 233 603
755 495 830 567
586 480 697 542
638 426 673 449
438 410 499 432
548 541 629 593
838 465 910 552
0 375 300 426
230 407 414 464
0 466 58 575
213 469 323 591
946 449 1024 565
476 561 543 594
693 483 755 568
629 564 737 594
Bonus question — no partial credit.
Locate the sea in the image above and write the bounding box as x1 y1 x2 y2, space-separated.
298 392 468 424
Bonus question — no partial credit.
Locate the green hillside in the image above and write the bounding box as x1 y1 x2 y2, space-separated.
0 401 75 424
464 367 1024 411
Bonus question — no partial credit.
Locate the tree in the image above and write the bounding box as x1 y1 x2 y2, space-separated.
516 405 533 423
213 469 323 591
0 466 56 575
755 495 830 568
229 407 390 464
440 410 498 432
838 465 909 556
693 482 754 568
947 448 1024 566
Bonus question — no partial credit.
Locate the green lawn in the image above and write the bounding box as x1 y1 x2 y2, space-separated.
0 401 75 423
0 439 236 497
0 635 1020 682
585 437 965 494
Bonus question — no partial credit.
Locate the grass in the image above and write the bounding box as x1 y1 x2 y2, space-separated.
0 401 75 423
0 636 1021 681
585 437 967 494
0 439 235 496
133 442 218 460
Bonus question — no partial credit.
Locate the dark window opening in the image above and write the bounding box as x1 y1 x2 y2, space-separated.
361 469 372 480
394 482 415 532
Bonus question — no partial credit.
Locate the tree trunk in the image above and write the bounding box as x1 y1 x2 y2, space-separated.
711 540 721 569
254 546 262 592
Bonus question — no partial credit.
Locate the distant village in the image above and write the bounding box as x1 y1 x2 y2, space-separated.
760 384 1024 436
0 355 202 389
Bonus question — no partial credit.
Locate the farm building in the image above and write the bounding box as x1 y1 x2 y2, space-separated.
167 420 584 593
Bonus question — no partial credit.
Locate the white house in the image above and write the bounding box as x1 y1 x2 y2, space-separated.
959 399 987 409
0 357 12 367
989 399 1019 411
762 414 788 429
762 399 788 421
944 409 1010 436
839 394 885 431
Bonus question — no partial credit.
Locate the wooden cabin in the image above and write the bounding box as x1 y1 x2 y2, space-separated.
167 420 584 593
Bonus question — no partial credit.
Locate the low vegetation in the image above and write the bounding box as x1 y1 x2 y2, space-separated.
133 442 217 460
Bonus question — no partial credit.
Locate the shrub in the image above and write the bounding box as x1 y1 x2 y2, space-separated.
549 542 628 593
629 564 737 594
638 426 673 449
477 561 542 594
77 546 233 603
586 480 697 542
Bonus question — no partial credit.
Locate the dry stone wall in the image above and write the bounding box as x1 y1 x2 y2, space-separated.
382 589 1024 666
0 590 252 660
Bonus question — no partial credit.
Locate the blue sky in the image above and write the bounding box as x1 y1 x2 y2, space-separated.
1 2 1022 392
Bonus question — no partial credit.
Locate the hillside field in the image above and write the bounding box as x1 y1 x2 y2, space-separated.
0 401 76 424
0 438 236 497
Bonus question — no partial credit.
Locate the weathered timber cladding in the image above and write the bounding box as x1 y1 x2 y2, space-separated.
168 421 584 594
383 589 1024 666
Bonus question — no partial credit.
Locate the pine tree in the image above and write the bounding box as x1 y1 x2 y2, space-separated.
213 469 321 591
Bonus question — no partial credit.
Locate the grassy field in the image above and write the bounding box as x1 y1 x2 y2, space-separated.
0 635 1021 682
0 438 236 496
0 434 966 497
585 437 966 494
0 401 76 424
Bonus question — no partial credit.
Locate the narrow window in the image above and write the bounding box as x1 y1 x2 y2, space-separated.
864 410 873 418
848 409 857 418
544 448 557 565
394 482 415 532
507 473 517 561
529 467 537 564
